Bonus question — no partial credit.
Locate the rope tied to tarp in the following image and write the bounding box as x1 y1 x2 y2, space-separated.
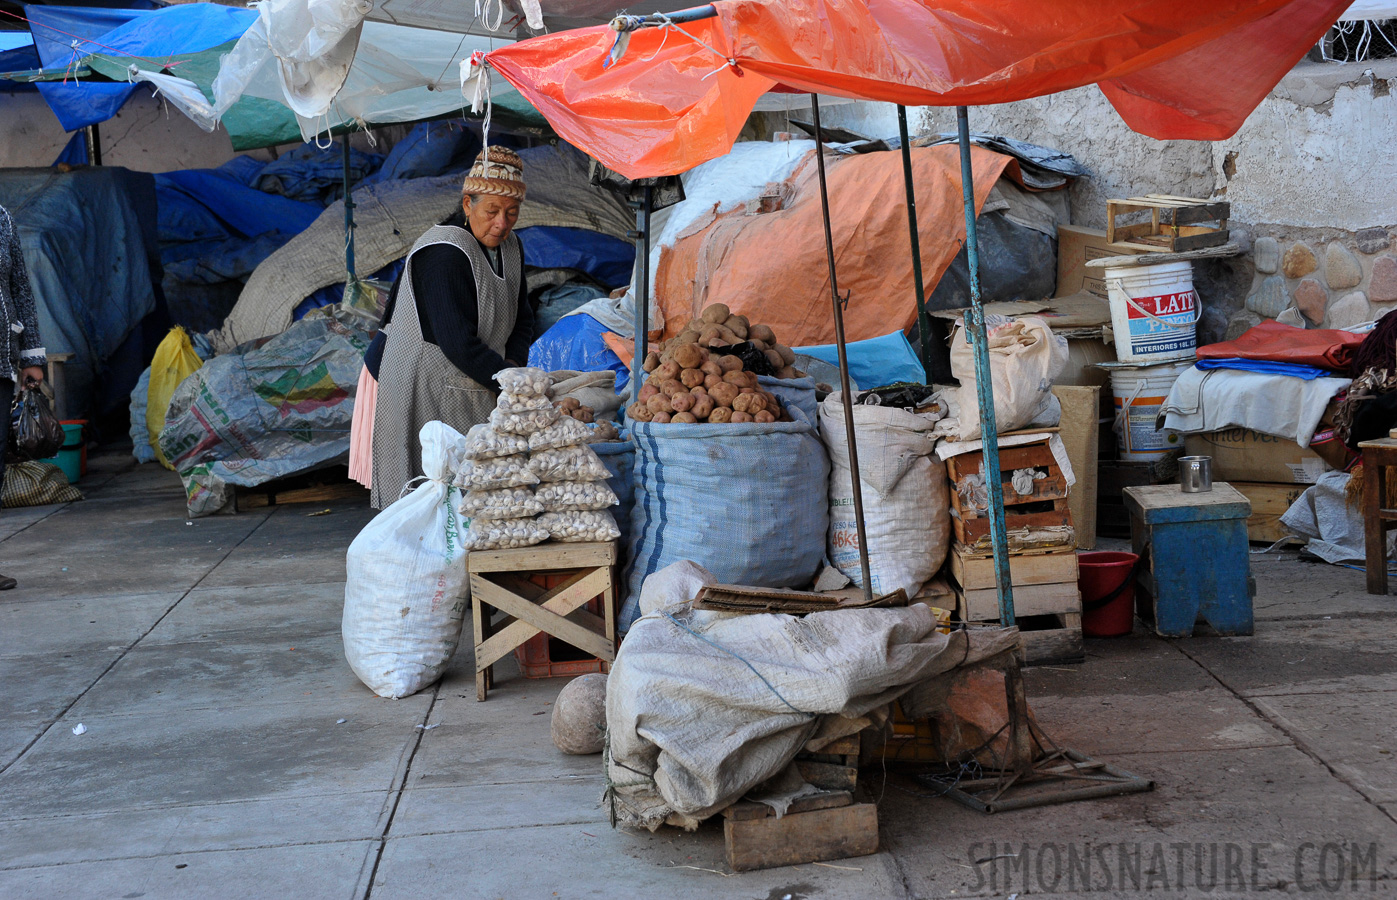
605 11 738 77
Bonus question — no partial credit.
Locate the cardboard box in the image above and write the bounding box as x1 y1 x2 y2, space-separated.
1182 429 1330 485
1053 385 1101 548
1230 482 1306 544
1057 225 1137 299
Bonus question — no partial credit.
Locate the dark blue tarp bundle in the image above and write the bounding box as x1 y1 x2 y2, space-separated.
0 167 161 417
516 227 634 289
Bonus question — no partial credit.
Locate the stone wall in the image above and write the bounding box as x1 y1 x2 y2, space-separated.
818 56 1397 343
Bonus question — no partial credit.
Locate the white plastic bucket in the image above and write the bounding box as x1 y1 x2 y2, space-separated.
1106 261 1200 363
1104 358 1193 461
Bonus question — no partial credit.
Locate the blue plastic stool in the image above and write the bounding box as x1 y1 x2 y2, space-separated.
1123 483 1255 637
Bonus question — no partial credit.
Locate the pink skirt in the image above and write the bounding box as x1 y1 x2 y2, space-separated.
349 366 377 489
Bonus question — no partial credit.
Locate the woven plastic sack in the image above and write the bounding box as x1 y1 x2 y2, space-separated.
539 509 621 542
621 406 830 630
757 374 818 424
343 422 471 699
819 391 950 598
147 326 204 469
459 486 544 520
593 439 635 562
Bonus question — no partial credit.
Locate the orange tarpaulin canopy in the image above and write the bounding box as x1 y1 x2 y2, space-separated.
485 0 1350 179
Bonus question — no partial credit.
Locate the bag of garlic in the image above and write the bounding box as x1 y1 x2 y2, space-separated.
527 444 610 483
462 423 529 460
464 517 551 550
343 421 471 699
494 366 551 397
536 480 618 513
538 510 621 543
459 486 545 520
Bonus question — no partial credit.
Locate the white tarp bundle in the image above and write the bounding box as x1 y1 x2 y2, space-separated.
212 0 525 141
605 562 1019 830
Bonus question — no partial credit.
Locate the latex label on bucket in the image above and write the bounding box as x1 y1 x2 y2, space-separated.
1107 261 1200 364
1125 291 1197 356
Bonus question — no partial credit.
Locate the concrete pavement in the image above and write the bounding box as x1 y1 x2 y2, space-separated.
1 451 1395 898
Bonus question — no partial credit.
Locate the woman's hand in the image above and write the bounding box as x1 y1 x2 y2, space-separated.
21 366 43 386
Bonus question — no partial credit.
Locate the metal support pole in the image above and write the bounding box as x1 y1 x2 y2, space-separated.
898 106 932 378
85 124 102 166
342 138 357 279
812 95 873 603
631 184 653 396
957 106 1015 626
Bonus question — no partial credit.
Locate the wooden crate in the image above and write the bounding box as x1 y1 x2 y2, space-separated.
232 466 368 511
1017 612 1085 666
723 796 878 872
1230 482 1305 543
1097 456 1180 539
946 441 1072 545
953 580 1081 624
948 543 1078 592
1106 195 1229 253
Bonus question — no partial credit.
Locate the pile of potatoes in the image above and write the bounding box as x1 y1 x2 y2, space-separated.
554 397 595 424
628 344 792 425
643 304 802 380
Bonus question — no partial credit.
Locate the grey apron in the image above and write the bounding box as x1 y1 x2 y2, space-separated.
371 225 522 508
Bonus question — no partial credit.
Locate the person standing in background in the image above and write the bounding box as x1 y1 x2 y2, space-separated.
364 147 533 508
0 203 49 589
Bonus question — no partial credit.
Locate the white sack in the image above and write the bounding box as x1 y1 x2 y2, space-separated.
606 599 1018 830
819 392 951 598
950 315 1068 441
637 560 718 619
343 422 470 698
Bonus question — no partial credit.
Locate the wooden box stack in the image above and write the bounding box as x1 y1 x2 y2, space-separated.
944 437 1084 665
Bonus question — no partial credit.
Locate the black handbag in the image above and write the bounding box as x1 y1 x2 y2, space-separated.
9 381 64 462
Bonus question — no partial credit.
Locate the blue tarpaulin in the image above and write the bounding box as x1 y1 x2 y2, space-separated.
527 313 631 394
0 167 161 416
516 227 635 289
797 331 927 389
25 3 254 132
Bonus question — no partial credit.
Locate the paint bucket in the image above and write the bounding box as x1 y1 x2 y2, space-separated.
1099 358 1192 460
1105 261 1200 363
1079 551 1138 638
43 421 84 484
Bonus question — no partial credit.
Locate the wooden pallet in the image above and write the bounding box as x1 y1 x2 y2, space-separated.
232 466 368 511
1106 195 1229 254
953 580 1082 624
723 796 878 872
946 441 1072 544
948 543 1079 592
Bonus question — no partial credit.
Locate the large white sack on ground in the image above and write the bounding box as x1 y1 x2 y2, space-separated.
605 599 1019 830
343 422 471 698
820 392 950 598
950 314 1067 441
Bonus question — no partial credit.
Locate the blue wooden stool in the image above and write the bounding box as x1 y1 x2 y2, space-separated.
1123 483 1254 638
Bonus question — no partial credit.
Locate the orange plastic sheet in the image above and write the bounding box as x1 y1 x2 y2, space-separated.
486 0 1350 179
599 145 1008 352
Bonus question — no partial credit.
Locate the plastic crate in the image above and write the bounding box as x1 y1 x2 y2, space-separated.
513 571 612 679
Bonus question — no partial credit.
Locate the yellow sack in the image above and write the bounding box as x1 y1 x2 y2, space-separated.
147 326 203 469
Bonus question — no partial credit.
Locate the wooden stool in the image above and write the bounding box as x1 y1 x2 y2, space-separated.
468 541 618 700
1123 483 1254 637
1358 438 1397 595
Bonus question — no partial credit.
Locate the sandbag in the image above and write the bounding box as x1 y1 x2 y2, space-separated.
620 407 830 630
147 326 204 469
949 315 1067 441
342 422 471 699
820 392 950 598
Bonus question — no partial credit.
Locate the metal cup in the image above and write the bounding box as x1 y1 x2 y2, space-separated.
1179 455 1212 493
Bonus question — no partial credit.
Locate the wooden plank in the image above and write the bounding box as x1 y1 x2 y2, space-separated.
723 790 852 821
475 575 615 663
957 580 1081 622
795 760 858 791
946 442 1056 478
949 544 1079 592
1019 613 1085 666
472 568 613 668
468 541 616 573
1085 243 1241 268
724 803 879 872
812 734 861 756
1230 482 1306 543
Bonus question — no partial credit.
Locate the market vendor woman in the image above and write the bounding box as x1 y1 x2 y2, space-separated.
365 147 533 508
